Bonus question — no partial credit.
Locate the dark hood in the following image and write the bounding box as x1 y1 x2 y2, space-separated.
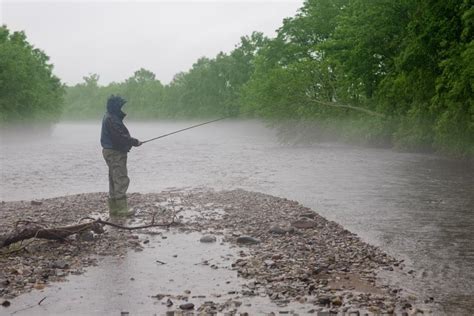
106 95 127 118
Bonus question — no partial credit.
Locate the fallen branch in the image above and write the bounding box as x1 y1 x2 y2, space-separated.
0 218 175 249
95 218 173 231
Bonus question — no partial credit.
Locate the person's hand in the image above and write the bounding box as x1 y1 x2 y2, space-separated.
132 138 142 147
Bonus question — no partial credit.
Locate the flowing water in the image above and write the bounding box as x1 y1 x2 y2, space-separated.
1 121 473 314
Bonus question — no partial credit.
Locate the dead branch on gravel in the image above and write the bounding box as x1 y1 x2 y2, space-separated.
0 217 177 249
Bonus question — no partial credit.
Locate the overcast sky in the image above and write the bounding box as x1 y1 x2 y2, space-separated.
1 0 303 85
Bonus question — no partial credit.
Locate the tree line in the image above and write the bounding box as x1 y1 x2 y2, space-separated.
1 0 473 158
62 32 266 120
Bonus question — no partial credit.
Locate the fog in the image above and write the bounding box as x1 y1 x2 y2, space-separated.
1 0 303 85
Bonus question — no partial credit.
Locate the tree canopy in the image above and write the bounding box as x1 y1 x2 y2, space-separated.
0 25 64 123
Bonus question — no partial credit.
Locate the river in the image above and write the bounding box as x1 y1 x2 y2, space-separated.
1 121 473 314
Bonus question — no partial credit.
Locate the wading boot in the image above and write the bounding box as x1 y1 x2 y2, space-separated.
108 198 119 217
114 198 135 217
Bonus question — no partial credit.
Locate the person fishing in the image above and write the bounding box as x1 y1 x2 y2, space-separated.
100 95 142 216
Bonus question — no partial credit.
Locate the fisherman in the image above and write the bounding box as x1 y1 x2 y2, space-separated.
100 95 142 216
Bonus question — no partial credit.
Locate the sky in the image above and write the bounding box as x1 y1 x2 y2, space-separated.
1 0 303 86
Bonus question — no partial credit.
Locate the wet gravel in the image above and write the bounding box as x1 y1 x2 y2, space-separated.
0 189 434 314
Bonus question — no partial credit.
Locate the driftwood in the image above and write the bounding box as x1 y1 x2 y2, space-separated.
0 218 174 249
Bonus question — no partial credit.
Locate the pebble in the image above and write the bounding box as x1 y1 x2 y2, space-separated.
331 296 342 306
76 230 94 242
236 236 260 245
51 260 69 270
269 226 287 235
290 219 317 229
318 296 331 305
200 235 217 243
179 302 194 310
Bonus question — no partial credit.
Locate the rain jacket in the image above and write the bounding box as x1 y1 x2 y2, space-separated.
101 100 139 153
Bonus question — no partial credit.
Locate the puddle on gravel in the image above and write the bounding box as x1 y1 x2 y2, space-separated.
7 231 316 315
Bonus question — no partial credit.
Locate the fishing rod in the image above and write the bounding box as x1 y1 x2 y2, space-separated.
141 111 253 144
140 100 385 144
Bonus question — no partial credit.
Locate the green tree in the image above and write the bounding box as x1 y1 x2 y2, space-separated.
0 25 64 123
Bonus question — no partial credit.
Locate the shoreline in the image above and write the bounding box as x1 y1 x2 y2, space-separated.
0 189 435 314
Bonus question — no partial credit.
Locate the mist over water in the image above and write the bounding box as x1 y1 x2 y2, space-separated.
1 120 473 314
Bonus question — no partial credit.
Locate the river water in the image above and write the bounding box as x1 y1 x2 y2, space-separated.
1 121 473 314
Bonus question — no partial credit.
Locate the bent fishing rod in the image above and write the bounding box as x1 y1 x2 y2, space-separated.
141 111 253 144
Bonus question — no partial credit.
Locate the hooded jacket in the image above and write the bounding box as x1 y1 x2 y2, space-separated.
100 97 139 153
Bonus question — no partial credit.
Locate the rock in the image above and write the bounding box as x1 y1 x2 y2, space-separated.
331 296 342 306
166 298 173 307
269 226 295 234
76 230 94 241
300 212 316 219
236 236 260 245
291 219 317 229
30 200 42 206
403 303 412 309
369 306 380 313
269 226 287 235
200 235 217 243
51 260 69 270
151 294 165 300
33 283 45 290
318 296 331 305
179 303 194 310
1 300 10 307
